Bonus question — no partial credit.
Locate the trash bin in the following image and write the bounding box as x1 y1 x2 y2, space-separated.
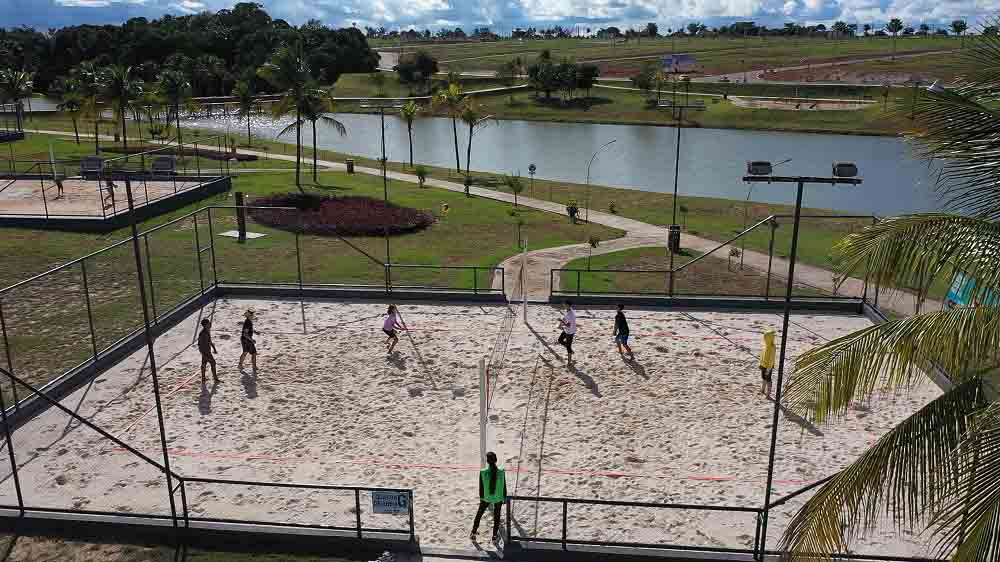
668 225 682 254
346 159 355 174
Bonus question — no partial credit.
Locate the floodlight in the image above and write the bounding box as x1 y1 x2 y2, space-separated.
747 161 773 176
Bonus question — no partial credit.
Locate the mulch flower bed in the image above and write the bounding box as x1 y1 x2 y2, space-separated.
249 193 434 236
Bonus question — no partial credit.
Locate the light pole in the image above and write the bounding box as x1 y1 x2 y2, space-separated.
360 101 404 268
743 161 862 561
657 98 705 294
528 163 536 198
585 139 617 223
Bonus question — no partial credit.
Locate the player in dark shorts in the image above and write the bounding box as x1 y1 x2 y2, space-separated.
382 304 405 354
613 304 634 360
198 318 218 382
238 309 258 374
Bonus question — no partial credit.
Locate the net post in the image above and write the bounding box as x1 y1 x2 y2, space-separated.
521 238 528 324
193 213 205 294
0 298 19 407
354 489 363 538
480 356 487 467
0 372 25 516
144 235 158 323
561 500 568 550
80 259 99 361
408 490 416 542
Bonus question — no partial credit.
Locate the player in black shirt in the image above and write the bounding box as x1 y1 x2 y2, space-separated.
198 318 219 382
613 304 634 360
238 309 258 374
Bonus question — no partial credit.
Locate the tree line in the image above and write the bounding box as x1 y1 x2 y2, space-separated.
0 2 378 94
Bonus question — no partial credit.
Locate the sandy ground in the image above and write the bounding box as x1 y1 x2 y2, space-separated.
730 97 870 111
0 298 941 556
0 178 201 217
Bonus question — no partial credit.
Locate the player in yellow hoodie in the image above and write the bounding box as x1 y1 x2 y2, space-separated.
759 329 776 397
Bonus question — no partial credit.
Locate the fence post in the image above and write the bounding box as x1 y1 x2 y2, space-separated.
669 269 675 298
0 298 19 407
179 479 190 528
576 271 581 297
385 264 391 294
408 490 416 543
207 207 219 286
144 235 158 323
473 267 478 295
81 260 99 361
194 139 201 177
355 489 363 538
765 220 777 300
40 174 49 219
753 511 763 561
0 373 25 516
193 213 205 294
296 212 304 293
561 500 568 551
506 497 512 542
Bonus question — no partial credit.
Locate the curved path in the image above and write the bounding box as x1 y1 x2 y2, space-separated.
34 127 930 315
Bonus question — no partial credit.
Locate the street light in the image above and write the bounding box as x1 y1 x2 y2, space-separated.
585 139 617 223
743 161 862 561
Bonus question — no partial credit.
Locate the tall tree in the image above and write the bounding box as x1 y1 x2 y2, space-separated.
458 98 492 178
399 100 421 168
779 30 1000 561
886 18 904 60
951 20 968 47
232 79 256 146
74 62 104 155
645 22 659 38
258 39 312 189
57 79 84 144
276 88 346 183
0 68 33 115
432 82 465 174
104 65 143 154
157 69 192 154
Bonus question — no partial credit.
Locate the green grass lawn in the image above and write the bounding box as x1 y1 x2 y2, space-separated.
558 246 825 298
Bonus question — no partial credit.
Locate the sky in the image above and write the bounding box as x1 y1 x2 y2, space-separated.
1 0 997 32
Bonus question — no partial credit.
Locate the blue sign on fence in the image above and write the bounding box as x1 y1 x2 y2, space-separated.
946 270 999 309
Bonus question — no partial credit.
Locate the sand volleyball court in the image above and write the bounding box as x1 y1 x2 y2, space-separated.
0 177 204 217
0 298 941 555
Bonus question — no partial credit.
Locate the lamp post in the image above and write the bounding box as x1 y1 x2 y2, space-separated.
743 161 862 561
657 98 705 294
528 163 536 198
585 139 617 223
360 101 404 271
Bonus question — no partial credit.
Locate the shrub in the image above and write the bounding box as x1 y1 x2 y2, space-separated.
249 193 434 237
566 200 579 223
609 202 617 215
414 165 428 188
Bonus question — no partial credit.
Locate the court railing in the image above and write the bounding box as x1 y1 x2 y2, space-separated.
551 214 886 307
0 103 24 136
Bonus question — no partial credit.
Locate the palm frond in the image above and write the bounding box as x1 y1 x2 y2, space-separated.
317 114 347 136
785 306 1000 422
931 401 1000 562
276 118 304 139
833 214 1000 305
907 79 1000 219
781 379 987 560
954 19 1000 97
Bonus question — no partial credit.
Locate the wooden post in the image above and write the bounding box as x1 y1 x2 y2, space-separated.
235 191 247 243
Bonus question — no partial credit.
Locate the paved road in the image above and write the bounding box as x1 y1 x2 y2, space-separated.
35 127 930 316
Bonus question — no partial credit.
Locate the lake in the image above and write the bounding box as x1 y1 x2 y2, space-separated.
186 112 941 215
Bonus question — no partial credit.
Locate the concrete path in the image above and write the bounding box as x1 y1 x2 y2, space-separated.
32 128 930 316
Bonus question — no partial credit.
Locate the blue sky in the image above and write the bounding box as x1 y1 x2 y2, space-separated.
1 0 996 32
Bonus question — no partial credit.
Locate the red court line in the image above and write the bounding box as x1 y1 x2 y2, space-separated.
109 447 821 487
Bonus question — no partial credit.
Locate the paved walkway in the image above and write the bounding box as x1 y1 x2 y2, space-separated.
33 128 930 315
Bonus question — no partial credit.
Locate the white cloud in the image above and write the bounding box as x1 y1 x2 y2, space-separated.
169 0 204 13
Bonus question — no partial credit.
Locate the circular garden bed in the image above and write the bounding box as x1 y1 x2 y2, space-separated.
249 193 434 236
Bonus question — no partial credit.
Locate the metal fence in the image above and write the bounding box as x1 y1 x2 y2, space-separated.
552 214 883 304
0 103 23 138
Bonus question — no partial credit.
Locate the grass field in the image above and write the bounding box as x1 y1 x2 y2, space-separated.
387 36 960 77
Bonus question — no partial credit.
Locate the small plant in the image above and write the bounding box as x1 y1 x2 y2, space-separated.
609 202 618 215
514 217 526 247
679 205 690 229
504 173 525 207
566 200 580 224
414 165 428 188
728 247 742 271
463 176 473 197
587 235 601 270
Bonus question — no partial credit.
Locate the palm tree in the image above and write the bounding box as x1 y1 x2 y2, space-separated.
74 62 104 155
57 79 84 145
277 89 347 184
458 98 492 179
232 79 256 146
432 82 465 174
400 101 421 168
779 30 1000 561
104 65 143 154
886 18 904 60
137 89 164 141
158 69 192 153
259 39 312 189
0 69 33 118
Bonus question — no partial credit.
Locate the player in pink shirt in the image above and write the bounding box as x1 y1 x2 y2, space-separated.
382 304 405 354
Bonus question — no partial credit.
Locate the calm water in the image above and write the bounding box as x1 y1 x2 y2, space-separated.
188 112 941 215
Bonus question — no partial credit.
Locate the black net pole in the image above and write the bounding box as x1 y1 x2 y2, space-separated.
0 373 25 515
81 259 99 361
758 180 805 555
193 213 205 294
765 220 777 300
123 177 179 527
0 299 19 407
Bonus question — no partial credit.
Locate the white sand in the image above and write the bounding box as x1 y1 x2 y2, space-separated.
0 178 202 217
0 298 941 555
